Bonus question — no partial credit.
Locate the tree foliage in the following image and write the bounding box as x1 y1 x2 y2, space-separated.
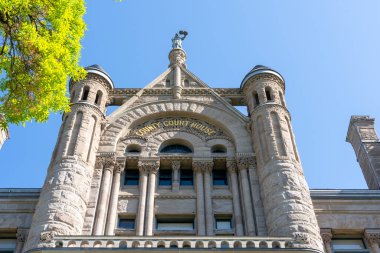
0 0 86 128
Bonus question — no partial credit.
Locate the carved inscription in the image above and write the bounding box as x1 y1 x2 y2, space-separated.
130 117 224 137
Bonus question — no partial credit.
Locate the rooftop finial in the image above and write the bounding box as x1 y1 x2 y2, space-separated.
172 30 188 49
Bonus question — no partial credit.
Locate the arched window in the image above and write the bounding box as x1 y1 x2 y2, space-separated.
265 87 272 101
253 91 259 107
125 144 141 153
161 144 192 153
211 144 227 153
184 79 189 87
94 90 102 105
82 86 90 101
165 79 171 87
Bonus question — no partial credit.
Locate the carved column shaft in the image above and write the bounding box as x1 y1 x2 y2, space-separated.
136 163 149 236
227 160 244 236
195 160 214 236
237 157 256 236
143 160 160 236
172 161 180 191
93 157 115 235
105 159 125 235
193 161 206 236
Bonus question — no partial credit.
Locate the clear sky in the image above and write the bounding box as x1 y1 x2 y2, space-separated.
1 0 380 189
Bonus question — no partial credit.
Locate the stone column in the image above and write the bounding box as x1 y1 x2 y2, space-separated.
15 229 28 253
365 229 380 253
237 157 256 236
144 159 160 236
226 159 244 236
93 156 115 235
193 161 206 236
172 161 180 191
136 162 149 236
105 158 125 235
320 229 333 253
169 48 186 99
202 160 214 236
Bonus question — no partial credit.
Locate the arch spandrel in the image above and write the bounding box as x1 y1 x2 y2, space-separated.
100 100 252 154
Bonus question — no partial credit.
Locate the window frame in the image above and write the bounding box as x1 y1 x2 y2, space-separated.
124 169 139 186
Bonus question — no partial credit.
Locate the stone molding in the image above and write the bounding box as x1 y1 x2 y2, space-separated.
241 73 285 93
364 229 380 244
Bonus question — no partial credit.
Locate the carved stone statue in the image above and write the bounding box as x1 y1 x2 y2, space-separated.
172 30 188 49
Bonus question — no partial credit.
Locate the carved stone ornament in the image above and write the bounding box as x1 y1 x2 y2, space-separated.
16 229 28 242
171 160 181 170
99 156 116 170
138 160 160 174
226 159 237 173
40 231 54 243
236 157 255 170
365 230 380 244
293 232 310 244
192 160 213 173
320 229 332 244
115 159 126 173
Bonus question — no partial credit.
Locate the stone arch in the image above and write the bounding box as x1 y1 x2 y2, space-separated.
100 100 252 154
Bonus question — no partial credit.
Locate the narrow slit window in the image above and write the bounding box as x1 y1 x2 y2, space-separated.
265 87 272 101
95 90 102 105
253 91 259 107
82 87 90 101
213 169 228 186
180 169 193 186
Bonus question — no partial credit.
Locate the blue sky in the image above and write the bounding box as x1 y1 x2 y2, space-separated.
1 0 380 189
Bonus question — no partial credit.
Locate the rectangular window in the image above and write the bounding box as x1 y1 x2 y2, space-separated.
159 169 172 186
156 218 194 231
216 218 232 230
118 219 135 230
124 169 139 186
0 239 16 253
213 170 228 185
180 169 193 186
332 239 366 250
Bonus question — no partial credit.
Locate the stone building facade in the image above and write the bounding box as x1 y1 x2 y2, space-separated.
1 39 380 253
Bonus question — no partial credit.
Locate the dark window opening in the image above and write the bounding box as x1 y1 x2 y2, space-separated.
161 144 192 153
180 169 193 186
95 91 102 105
166 79 171 87
184 79 189 87
213 169 228 186
265 87 272 101
253 91 259 107
159 169 172 186
118 219 135 229
125 169 139 185
82 87 90 101
211 145 227 153
126 144 141 153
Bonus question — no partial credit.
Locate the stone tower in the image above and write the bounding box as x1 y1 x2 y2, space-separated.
241 65 323 251
24 65 113 251
347 116 380 189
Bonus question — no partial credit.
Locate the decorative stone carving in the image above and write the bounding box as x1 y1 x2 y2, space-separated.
226 159 237 173
236 157 255 171
16 229 28 243
320 229 332 244
293 232 310 244
171 160 180 170
40 231 54 243
192 160 213 173
138 160 160 174
365 229 380 244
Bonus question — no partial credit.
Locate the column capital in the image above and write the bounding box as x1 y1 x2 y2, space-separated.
365 229 380 244
115 158 126 173
320 228 332 244
172 160 181 171
138 159 160 174
236 157 255 171
226 159 238 173
192 160 213 173
16 228 28 243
